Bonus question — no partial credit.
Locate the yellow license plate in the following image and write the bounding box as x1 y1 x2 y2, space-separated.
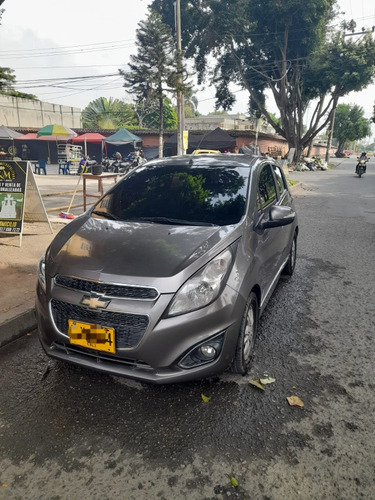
68 319 115 353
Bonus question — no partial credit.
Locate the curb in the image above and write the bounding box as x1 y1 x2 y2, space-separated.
0 308 37 348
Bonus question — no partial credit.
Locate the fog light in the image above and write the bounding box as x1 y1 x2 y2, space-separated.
199 345 216 359
178 332 225 369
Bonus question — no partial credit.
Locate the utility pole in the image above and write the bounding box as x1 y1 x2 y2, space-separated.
175 0 185 155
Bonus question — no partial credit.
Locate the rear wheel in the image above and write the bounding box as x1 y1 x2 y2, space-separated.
282 232 297 276
231 292 259 375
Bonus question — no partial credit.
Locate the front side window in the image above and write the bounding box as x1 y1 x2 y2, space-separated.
273 164 286 196
94 164 250 226
258 164 277 210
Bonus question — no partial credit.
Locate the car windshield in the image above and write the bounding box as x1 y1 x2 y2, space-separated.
93 163 250 226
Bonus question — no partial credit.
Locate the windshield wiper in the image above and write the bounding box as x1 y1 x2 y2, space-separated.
91 210 120 221
135 216 216 226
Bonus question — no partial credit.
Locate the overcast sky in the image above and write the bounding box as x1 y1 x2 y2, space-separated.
0 0 374 135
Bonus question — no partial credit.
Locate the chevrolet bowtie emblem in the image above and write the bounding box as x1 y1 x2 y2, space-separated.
80 295 110 309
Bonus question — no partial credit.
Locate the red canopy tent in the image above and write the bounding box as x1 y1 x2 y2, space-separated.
14 133 38 140
71 133 105 144
71 133 106 158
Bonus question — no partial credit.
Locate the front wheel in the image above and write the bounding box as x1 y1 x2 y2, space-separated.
282 232 297 276
231 292 259 375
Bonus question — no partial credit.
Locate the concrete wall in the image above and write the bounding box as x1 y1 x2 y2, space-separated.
0 95 82 129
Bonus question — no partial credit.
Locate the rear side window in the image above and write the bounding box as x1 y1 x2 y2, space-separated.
258 164 277 210
273 165 287 196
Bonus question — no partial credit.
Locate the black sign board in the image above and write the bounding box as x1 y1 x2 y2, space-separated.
0 160 27 234
0 160 52 246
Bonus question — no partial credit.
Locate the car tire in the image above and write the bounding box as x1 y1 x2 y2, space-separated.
282 232 297 276
231 292 259 375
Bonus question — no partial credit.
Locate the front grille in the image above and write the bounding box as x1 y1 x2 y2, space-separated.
51 299 149 349
53 342 153 370
54 275 159 300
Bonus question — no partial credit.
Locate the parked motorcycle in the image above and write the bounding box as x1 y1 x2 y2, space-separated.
77 155 98 174
356 155 368 178
102 156 115 172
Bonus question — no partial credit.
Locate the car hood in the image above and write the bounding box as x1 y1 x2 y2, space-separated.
47 215 240 291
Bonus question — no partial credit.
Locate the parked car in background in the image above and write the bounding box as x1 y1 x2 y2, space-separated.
192 149 221 155
36 154 298 384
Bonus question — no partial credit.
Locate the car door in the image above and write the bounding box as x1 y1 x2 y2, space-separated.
271 163 295 261
253 162 285 300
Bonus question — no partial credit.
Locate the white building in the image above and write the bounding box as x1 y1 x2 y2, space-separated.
184 113 275 134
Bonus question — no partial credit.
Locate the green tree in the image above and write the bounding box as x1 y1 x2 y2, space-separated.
333 103 371 154
184 91 200 118
135 95 177 129
0 67 36 99
152 0 375 163
120 10 178 157
82 97 136 129
0 67 15 92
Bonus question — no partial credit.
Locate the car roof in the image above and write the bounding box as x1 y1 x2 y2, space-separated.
144 153 262 170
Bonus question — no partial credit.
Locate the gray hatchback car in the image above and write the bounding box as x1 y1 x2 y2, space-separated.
36 154 298 383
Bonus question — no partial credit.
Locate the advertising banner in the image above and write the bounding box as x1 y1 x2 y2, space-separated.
0 160 52 246
0 160 27 234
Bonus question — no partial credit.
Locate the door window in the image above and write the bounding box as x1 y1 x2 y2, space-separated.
257 164 277 211
273 164 287 196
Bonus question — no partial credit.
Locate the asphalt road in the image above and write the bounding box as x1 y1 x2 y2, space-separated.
1 158 374 500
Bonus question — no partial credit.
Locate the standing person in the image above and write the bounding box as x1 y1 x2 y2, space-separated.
21 144 29 160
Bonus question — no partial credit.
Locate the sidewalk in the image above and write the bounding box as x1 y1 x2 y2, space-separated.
0 167 118 347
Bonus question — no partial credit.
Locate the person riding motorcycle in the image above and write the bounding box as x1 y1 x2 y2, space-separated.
356 152 368 174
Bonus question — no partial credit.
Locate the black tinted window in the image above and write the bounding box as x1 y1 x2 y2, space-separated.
95 164 249 226
258 164 277 209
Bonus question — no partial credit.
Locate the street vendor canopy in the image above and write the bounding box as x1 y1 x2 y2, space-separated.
103 128 142 146
164 127 236 152
0 125 24 139
71 133 105 144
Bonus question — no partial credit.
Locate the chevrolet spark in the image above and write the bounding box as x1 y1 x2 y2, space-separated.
36 154 298 384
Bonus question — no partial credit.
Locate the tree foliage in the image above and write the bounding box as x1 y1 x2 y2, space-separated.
82 97 136 129
0 67 36 99
120 9 178 156
152 0 375 161
333 103 371 153
134 96 177 129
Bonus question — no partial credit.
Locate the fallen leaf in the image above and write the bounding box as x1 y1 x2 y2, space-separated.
292 386 296 390
233 401 238 406
287 396 304 407
249 380 265 391
230 477 239 487
260 377 276 385
201 393 210 403
2 484 8 488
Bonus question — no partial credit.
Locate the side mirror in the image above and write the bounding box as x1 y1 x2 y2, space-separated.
256 205 295 230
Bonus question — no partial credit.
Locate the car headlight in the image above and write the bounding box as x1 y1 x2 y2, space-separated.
166 249 233 317
38 254 46 292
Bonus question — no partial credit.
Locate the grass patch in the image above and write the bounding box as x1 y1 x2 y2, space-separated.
288 179 299 186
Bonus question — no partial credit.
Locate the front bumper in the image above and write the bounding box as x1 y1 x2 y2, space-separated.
36 281 246 384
